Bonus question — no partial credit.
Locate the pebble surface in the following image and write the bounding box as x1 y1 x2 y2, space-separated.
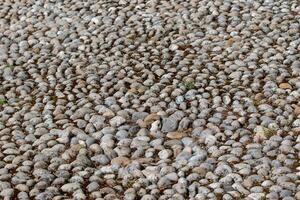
0 0 300 199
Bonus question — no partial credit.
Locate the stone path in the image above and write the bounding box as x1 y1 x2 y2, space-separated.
0 0 300 199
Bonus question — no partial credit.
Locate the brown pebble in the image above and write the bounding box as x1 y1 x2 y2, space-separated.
166 131 187 139
294 105 300 116
279 83 292 89
111 156 131 166
144 113 160 125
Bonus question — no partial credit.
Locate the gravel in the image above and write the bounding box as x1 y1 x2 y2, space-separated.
0 0 300 199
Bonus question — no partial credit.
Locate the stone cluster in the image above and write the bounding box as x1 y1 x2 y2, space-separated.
0 0 300 199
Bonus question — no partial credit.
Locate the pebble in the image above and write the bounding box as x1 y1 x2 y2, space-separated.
143 113 160 126
279 83 292 90
161 117 179 132
158 149 172 160
166 131 187 139
111 156 131 166
110 116 126 127
61 183 81 193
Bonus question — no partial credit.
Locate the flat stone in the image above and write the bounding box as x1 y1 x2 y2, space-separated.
111 156 131 166
132 112 148 121
161 117 178 132
279 83 292 89
144 113 160 125
109 116 126 127
247 193 265 200
61 183 80 193
166 131 187 139
294 106 300 116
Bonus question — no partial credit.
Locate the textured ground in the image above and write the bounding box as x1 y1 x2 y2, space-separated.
0 0 300 200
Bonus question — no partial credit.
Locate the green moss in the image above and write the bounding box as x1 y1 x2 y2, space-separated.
5 64 15 69
255 126 275 138
0 98 7 105
182 82 196 90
